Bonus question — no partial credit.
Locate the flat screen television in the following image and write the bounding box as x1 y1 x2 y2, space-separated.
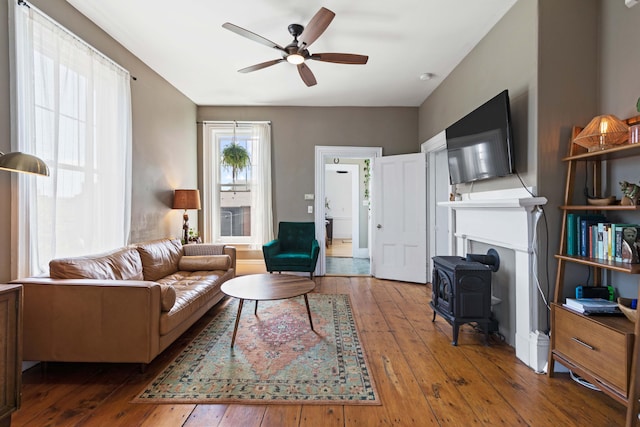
445 90 515 185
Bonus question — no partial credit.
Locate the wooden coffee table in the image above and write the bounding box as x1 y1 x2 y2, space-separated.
221 274 316 347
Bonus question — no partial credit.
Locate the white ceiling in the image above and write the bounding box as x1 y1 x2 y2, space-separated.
65 0 516 107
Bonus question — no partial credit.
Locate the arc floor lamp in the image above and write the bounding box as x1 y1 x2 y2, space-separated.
0 151 49 176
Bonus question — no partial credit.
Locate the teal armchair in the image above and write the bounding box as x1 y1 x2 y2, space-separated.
262 222 320 279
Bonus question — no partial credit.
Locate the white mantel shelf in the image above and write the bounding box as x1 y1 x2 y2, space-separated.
438 189 549 372
439 197 547 209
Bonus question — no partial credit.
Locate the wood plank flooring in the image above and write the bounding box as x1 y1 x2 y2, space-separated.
11 267 626 426
326 240 352 257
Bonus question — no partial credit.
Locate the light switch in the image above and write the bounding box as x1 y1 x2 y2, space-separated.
304 194 314 200
307 205 313 214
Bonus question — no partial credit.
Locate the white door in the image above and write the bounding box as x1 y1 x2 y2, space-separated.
372 152 427 283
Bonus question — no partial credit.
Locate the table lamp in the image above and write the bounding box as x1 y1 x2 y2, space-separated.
173 189 201 243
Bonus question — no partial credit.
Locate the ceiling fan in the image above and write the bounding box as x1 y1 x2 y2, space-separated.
222 7 368 87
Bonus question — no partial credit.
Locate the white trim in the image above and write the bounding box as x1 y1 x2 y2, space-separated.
440 190 548 371
421 130 451 279
314 146 382 276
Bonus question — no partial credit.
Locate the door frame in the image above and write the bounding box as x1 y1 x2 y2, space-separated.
421 130 452 279
314 146 382 276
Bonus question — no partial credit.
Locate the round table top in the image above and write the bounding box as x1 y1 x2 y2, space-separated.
221 273 315 301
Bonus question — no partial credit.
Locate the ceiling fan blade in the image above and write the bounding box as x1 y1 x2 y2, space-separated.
297 63 317 87
298 7 335 51
238 59 285 73
310 53 369 65
222 22 285 52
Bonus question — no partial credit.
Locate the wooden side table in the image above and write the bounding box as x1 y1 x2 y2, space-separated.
0 284 22 427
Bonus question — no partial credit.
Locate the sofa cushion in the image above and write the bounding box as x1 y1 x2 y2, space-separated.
183 243 225 256
178 255 231 271
269 252 314 267
158 270 233 335
49 247 144 280
136 238 183 281
159 284 177 312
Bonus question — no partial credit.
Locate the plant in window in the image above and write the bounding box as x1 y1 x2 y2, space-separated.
221 143 250 182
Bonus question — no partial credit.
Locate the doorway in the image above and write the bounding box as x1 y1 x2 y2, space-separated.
324 163 367 275
314 146 382 276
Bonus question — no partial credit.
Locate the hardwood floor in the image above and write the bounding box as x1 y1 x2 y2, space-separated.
11 271 625 426
326 240 352 257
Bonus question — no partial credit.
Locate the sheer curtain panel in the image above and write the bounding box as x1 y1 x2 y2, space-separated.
11 1 132 277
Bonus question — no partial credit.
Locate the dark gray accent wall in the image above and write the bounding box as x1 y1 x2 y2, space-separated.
599 1 640 296
0 0 198 281
197 106 418 228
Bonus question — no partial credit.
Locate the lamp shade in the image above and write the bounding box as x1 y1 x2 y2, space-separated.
573 114 629 152
0 151 49 176
173 189 201 210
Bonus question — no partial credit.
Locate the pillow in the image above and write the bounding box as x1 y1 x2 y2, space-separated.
50 247 143 280
178 255 231 271
159 284 177 312
183 243 225 256
135 238 183 281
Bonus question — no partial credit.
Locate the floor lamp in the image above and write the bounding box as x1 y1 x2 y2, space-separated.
0 151 49 176
173 189 201 244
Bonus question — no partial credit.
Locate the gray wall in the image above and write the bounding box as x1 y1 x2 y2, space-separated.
417 0 640 333
417 0 539 342
197 106 418 230
417 0 603 337
0 0 198 282
418 0 538 193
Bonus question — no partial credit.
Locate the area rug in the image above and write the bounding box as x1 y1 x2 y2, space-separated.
134 294 379 405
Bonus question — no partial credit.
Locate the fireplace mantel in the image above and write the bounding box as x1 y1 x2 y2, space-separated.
438 188 548 372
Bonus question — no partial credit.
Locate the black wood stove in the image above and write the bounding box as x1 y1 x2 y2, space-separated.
430 250 499 345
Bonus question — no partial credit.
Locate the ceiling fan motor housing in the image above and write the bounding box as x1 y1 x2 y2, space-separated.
288 24 304 38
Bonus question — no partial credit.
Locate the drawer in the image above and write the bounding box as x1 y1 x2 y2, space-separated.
553 305 632 394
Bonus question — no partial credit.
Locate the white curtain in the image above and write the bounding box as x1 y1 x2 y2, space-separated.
11 1 132 277
250 123 274 248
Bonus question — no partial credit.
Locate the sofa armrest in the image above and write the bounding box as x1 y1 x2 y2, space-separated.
224 246 236 275
13 278 163 363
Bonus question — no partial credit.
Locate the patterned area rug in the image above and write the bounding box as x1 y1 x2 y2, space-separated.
134 294 379 405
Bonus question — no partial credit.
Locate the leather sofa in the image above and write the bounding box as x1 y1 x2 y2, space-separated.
12 238 236 364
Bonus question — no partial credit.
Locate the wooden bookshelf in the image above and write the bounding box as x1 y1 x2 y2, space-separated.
549 116 640 427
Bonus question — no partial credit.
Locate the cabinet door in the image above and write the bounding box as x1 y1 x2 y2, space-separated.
0 285 22 422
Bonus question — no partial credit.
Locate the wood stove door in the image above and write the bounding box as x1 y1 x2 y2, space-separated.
432 266 453 315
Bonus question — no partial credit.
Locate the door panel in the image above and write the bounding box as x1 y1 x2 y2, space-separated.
372 152 427 283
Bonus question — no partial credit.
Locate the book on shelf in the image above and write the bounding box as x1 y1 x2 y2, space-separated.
566 213 578 256
619 225 640 264
579 215 606 257
564 297 621 314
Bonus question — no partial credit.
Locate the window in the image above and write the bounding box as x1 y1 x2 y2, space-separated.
203 122 273 247
11 2 132 276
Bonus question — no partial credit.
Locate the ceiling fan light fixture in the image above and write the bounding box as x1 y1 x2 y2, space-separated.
286 54 305 65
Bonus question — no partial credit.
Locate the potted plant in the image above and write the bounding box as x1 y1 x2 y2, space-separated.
221 142 250 182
